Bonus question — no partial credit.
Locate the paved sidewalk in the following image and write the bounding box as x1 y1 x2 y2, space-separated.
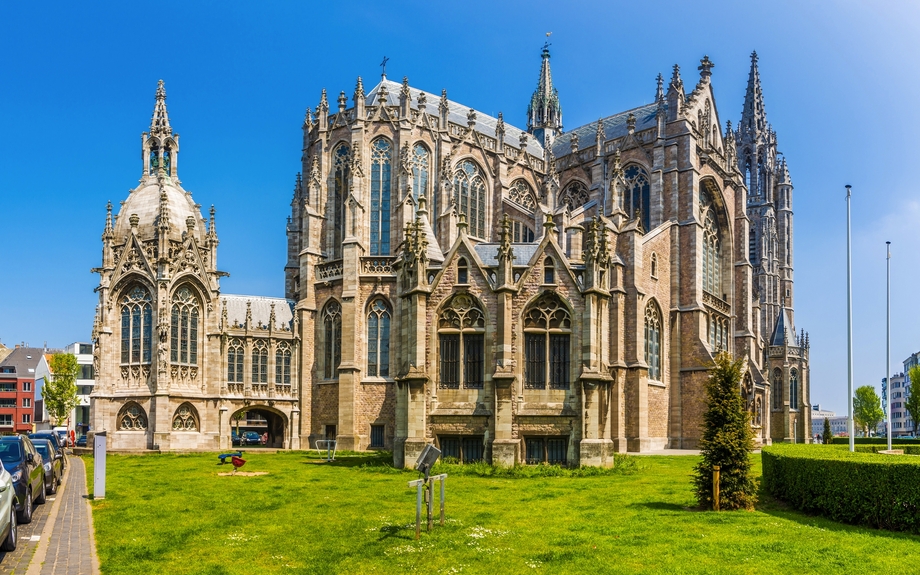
0 473 56 574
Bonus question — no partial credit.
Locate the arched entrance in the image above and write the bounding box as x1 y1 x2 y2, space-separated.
230 406 288 448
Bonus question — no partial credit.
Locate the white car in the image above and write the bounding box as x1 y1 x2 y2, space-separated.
0 466 16 552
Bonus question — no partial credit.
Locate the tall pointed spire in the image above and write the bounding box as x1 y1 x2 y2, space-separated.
527 42 563 147
740 51 767 134
150 80 172 137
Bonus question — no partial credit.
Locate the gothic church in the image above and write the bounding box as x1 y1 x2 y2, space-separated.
90 47 810 464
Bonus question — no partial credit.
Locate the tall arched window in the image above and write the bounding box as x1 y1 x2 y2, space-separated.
560 181 589 212
438 294 485 389
323 300 342 379
645 301 662 381
412 143 429 200
367 298 391 377
118 402 148 430
252 340 268 384
650 253 658 278
370 138 392 255
703 209 721 296
543 257 555 284
172 403 198 431
772 368 783 409
120 286 152 365
457 258 469 284
790 368 799 410
709 313 728 351
227 338 244 383
508 179 537 213
148 147 159 175
523 293 571 390
332 144 350 259
163 145 172 176
453 160 486 238
624 165 651 231
170 286 199 365
275 341 291 385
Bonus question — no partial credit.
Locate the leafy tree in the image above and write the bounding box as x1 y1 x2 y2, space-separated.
906 366 920 435
823 417 833 444
853 385 884 437
44 353 80 427
694 352 757 510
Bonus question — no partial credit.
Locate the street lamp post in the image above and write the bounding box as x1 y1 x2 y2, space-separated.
887 241 891 451
846 185 855 452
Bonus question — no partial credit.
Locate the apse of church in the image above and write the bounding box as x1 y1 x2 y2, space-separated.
91 47 809 463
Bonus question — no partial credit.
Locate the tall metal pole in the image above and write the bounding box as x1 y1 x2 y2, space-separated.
846 185 855 452
887 241 892 451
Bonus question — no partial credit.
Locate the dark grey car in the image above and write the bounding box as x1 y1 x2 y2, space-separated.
31 439 62 496
0 436 45 524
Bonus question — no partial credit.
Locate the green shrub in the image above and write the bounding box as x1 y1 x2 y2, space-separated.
430 453 638 478
762 444 920 532
831 437 920 445
854 445 920 455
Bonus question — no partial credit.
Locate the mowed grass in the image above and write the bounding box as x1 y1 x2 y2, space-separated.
84 451 920 575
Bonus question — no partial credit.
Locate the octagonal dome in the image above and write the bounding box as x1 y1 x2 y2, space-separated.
113 180 206 244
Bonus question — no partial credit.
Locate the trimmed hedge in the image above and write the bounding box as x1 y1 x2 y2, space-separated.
831 437 920 445
855 445 920 455
762 444 920 532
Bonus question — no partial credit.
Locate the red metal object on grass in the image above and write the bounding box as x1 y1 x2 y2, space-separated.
231 456 246 472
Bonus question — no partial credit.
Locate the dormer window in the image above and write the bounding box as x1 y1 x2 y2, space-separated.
457 258 469 284
543 257 555 284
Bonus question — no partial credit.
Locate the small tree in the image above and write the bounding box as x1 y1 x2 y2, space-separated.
823 417 833 444
694 352 757 510
905 366 920 435
44 353 80 427
853 385 884 437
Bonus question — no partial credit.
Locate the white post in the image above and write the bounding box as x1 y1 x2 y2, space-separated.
846 185 855 452
93 430 107 499
887 241 892 451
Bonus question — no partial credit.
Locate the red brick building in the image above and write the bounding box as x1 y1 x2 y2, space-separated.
0 347 49 434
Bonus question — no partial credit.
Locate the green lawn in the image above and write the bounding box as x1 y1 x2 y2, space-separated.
84 451 920 574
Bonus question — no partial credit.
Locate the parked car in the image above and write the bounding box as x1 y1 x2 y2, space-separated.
231 431 241 446
31 439 62 496
0 436 45 524
52 427 70 448
242 431 262 446
28 433 66 471
0 465 16 551
75 435 87 448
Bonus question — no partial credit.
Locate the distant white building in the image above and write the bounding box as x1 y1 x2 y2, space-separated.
811 405 848 439
36 343 94 435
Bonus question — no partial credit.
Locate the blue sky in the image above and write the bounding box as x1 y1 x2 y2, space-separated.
2 1 918 415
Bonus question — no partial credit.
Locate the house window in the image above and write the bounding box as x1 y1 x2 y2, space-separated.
22 381 32 393
0 400 14 408
0 384 14 392
523 293 571 390
323 300 342 379
367 298 390 377
170 286 199 365
79 365 94 380
79 344 93 355
275 341 291 385
21 413 31 424
370 138 392 256
22 398 31 409
332 144 350 259
624 165 651 232
645 301 662 381
252 340 268 383
525 437 568 465
772 368 782 409
453 160 486 238
790 368 799 410
0 415 11 427
227 338 244 383
438 294 485 389
120 285 153 364
369 425 385 448
439 436 484 463
703 209 722 295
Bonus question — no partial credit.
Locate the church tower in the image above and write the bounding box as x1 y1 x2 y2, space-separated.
527 42 563 149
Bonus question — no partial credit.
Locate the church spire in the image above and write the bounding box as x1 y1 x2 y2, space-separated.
527 42 563 147
740 51 767 135
150 80 172 137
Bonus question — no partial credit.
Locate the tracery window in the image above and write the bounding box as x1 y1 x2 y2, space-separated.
560 181 589 212
708 313 729 351
275 341 291 385
120 286 152 365
523 293 571 390
453 160 486 238
323 300 342 379
367 298 390 377
252 339 268 384
438 294 485 389
411 143 429 200
702 209 722 296
772 368 783 409
170 286 199 365
370 138 392 255
172 403 198 431
755 397 763 426
118 402 148 431
332 144 350 259
512 221 535 243
790 369 799 410
624 165 650 232
227 338 244 383
508 179 537 213
645 301 662 381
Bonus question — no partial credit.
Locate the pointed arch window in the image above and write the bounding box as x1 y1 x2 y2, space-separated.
438 294 485 389
370 138 392 255
118 402 148 431
275 341 291 385
453 160 486 238
411 143 430 200
163 145 172 176
170 286 199 365
543 257 555 284
323 300 342 380
708 313 729 352
703 209 722 296
508 179 537 213
624 165 650 232
227 338 244 383
457 258 469 284
367 298 391 377
252 340 268 383
772 368 783 409
332 144 350 259
523 293 571 390
651 253 658 278
645 301 662 381
172 403 199 431
790 368 799 411
120 286 152 365
148 147 159 175
560 181 589 212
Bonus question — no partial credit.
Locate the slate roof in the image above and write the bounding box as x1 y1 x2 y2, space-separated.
0 347 46 376
473 243 540 267
220 295 296 331
551 102 661 159
770 308 794 346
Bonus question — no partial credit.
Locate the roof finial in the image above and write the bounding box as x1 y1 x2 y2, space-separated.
150 79 172 136
655 73 664 101
698 55 714 80
380 56 389 79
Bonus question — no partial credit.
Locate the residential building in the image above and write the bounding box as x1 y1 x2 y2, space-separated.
0 347 48 434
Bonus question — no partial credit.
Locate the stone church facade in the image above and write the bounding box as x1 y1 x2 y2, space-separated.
90 47 810 464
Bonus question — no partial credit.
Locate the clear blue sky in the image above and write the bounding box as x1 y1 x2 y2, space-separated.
2 1 918 415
